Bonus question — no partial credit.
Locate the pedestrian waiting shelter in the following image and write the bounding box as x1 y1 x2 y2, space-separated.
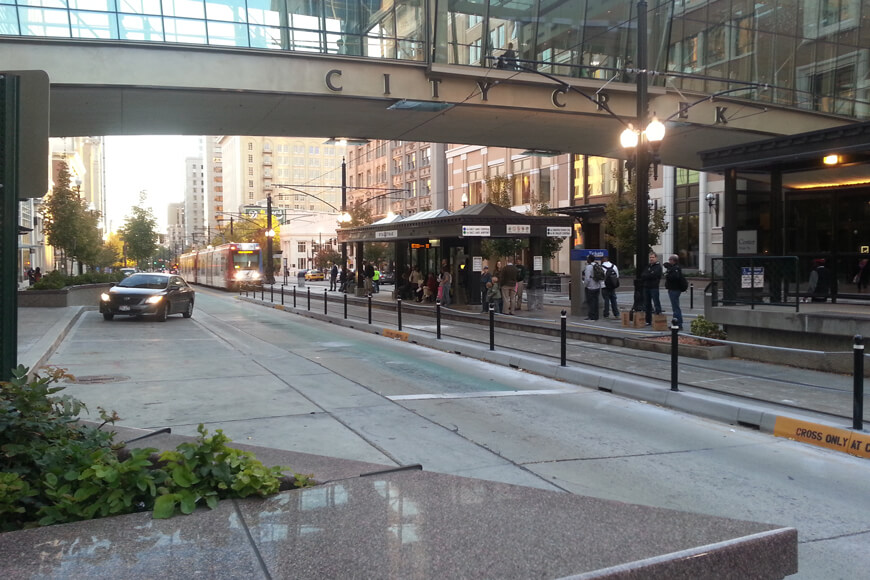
337 203 574 308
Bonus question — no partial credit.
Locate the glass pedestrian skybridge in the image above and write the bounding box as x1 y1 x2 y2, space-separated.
1 0 867 120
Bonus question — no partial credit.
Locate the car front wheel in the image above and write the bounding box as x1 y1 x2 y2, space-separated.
155 303 168 322
102 312 114 321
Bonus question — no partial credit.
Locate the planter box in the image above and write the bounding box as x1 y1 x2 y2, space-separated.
18 283 113 308
625 336 732 360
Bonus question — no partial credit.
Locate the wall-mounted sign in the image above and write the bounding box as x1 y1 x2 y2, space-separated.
741 267 764 288
737 230 757 254
462 225 491 236
473 256 483 271
376 230 398 239
534 256 543 271
547 226 572 237
506 224 531 234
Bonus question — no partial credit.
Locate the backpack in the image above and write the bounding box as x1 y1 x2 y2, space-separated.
604 265 619 289
592 262 605 282
678 272 689 292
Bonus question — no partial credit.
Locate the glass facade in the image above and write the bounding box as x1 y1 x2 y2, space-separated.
1 0 867 118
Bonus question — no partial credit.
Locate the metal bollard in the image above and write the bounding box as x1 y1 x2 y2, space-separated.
854 335 864 431
343 293 347 319
270 284 274 303
368 295 372 324
489 303 495 351
561 310 567 366
281 285 285 306
670 318 680 391
293 286 297 308
689 283 694 309
261 286 264 301
436 300 441 339
324 289 328 315
397 298 402 331
307 287 311 311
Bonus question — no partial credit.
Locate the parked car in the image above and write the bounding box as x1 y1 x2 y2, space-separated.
379 270 395 284
305 269 325 281
100 272 195 322
119 267 136 277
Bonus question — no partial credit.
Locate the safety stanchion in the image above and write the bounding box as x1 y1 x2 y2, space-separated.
560 310 567 366
293 286 297 308
489 304 495 351
670 318 680 391
854 335 864 431
368 296 372 324
436 300 442 339
270 284 274 303
397 298 402 331
261 286 264 301
307 287 311 311
281 285 285 306
689 283 694 309
324 289 328 315
343 293 347 319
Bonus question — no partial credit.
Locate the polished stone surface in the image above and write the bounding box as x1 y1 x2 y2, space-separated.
0 468 796 579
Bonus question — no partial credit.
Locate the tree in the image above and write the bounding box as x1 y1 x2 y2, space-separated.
603 183 668 270
482 175 523 259
41 163 103 272
347 201 374 227
119 206 158 268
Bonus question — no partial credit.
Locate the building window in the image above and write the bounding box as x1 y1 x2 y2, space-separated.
673 168 700 269
298 242 306 253
421 147 430 166
248 167 253 176
248 180 253 187
247 142 253 151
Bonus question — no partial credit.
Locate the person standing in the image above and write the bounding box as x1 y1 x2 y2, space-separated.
409 266 423 301
480 265 492 312
363 260 375 297
808 258 832 302
438 265 452 306
514 261 527 311
601 256 619 318
329 263 338 291
641 252 664 325
582 255 603 320
664 254 686 329
500 260 518 315
372 266 380 294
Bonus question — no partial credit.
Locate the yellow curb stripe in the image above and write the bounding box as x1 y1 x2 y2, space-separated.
774 416 870 459
383 328 409 341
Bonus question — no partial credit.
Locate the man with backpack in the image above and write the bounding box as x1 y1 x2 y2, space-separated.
582 255 604 320
664 254 688 330
601 256 620 319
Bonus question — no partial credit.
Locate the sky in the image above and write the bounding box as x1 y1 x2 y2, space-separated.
103 135 203 233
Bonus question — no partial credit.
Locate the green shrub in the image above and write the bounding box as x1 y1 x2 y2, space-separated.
0 365 312 531
29 270 123 290
690 316 727 340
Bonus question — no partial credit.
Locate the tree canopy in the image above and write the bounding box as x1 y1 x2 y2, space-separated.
119 206 158 268
603 183 668 270
41 163 103 270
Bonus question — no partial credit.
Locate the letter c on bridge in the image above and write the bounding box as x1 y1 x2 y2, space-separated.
326 69 342 92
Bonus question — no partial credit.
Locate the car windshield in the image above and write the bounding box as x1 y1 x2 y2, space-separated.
118 275 169 289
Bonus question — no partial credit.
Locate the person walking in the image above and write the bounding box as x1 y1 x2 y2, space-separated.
601 256 620 318
480 265 492 312
514 261 527 311
500 260 519 315
664 254 687 330
641 252 664 325
438 265 452 306
329 263 338 291
582 255 603 320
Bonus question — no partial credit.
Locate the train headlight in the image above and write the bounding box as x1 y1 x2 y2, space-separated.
146 296 164 304
251 272 261 279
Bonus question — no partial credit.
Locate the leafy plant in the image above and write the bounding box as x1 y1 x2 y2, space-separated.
1 365 313 531
690 316 727 340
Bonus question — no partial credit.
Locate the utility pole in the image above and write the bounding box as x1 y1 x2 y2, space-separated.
265 192 274 283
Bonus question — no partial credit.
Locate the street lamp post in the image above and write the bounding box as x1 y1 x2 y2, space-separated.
620 0 665 313
265 192 275 284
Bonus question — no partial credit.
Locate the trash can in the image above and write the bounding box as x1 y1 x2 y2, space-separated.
297 271 306 288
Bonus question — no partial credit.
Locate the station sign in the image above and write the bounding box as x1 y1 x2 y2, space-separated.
462 225 490 236
410 243 430 249
547 226 572 237
570 249 608 261
376 230 398 239
740 266 764 288
506 224 530 234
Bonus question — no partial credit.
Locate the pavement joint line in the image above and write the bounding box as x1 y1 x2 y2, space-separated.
388 388 583 401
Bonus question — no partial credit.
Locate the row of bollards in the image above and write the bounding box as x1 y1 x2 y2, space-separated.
255 284 864 432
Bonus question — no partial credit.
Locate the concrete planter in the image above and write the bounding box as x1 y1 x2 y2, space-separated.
18 283 113 308
625 336 732 360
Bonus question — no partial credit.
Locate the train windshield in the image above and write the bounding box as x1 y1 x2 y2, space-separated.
233 251 259 270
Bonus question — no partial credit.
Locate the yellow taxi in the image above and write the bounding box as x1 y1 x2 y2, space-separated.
304 269 325 281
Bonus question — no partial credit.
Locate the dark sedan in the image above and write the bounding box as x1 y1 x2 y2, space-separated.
100 273 195 321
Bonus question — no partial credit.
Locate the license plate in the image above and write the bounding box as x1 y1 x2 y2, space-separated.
119 305 130 311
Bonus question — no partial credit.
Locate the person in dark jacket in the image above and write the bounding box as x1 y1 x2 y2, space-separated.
641 252 663 325
664 254 685 329
808 258 832 302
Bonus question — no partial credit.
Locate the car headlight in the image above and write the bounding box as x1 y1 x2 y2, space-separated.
146 296 164 304
251 272 260 279
100 293 110 301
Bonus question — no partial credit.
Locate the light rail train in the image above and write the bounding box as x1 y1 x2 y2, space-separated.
179 242 263 290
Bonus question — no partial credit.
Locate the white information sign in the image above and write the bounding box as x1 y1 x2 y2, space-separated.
506 224 531 234
547 226 572 237
462 225 491 236
473 256 483 272
534 255 543 271
737 230 757 254
741 267 764 288
375 230 398 239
